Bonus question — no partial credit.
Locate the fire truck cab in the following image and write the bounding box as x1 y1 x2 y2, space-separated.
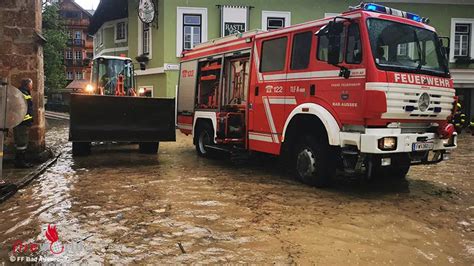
177 3 457 187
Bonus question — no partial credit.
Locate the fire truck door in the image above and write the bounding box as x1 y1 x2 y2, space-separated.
332 22 366 123
248 35 290 154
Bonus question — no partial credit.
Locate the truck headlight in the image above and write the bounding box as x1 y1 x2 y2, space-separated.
378 137 397 151
85 84 94 93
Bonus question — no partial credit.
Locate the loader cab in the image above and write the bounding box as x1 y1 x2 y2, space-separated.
89 56 135 96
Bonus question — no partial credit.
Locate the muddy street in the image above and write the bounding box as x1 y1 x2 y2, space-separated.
0 119 473 264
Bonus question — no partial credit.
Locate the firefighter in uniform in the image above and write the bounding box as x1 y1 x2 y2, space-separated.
14 78 34 168
452 102 466 133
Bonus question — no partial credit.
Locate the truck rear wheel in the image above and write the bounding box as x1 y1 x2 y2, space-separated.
195 123 213 157
294 135 335 187
139 142 159 154
72 142 91 156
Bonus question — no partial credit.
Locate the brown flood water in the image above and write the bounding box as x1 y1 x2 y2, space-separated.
0 120 473 264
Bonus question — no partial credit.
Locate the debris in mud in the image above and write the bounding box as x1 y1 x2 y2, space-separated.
425 187 458 198
178 242 186 254
439 205 448 211
154 208 166 213
115 213 124 221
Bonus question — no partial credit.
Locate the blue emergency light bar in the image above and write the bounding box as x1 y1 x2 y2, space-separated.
359 3 430 24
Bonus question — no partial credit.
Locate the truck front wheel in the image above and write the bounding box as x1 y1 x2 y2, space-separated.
139 142 160 154
390 164 410 179
72 142 91 156
388 155 410 179
294 135 335 187
366 155 410 180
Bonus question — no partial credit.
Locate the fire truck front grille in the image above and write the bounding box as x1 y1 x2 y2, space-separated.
366 82 455 120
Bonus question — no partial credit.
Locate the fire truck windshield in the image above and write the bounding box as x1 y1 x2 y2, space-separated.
366 18 449 77
92 58 134 95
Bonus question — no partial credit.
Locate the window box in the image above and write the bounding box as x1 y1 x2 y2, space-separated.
135 54 149 63
454 56 474 64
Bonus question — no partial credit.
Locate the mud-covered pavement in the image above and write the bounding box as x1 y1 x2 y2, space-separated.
0 119 473 264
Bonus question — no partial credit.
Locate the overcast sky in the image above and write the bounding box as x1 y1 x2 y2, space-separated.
74 0 99 10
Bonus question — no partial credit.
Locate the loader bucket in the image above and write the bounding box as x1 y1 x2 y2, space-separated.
69 94 176 142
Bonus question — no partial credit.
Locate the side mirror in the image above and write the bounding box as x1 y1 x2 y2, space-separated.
438 37 450 60
317 21 344 65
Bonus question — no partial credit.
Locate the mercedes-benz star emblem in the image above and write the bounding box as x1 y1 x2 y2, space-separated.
418 92 430 112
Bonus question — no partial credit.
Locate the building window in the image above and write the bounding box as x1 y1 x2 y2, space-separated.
74 31 82 40
66 71 73 80
183 14 201 50
291 31 312 70
450 19 474 62
454 23 471 57
142 23 150 55
267 17 285 31
116 22 127 41
95 30 103 48
262 11 291 31
65 50 72 59
62 11 81 19
260 37 288 72
397 43 409 56
176 7 208 57
75 72 83 80
66 30 72 39
75 50 82 60
96 28 103 47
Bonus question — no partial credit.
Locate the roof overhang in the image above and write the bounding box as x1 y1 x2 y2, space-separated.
88 0 128 35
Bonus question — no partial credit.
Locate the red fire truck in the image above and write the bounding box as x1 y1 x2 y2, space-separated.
176 3 457 187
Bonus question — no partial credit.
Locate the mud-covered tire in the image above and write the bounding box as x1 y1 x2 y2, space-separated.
139 142 159 154
72 142 91 156
388 155 410 180
389 165 410 179
195 123 214 157
293 135 335 187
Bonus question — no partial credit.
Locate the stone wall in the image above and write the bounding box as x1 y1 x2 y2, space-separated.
0 0 45 153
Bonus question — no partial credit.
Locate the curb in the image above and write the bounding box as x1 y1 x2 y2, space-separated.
0 152 62 203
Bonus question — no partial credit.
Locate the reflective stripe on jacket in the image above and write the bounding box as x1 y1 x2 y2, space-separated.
19 86 33 126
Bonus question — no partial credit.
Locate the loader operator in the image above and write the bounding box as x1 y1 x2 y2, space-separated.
14 78 34 168
100 65 116 95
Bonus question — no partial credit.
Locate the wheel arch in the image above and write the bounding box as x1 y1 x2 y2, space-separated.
282 103 341 146
193 111 217 144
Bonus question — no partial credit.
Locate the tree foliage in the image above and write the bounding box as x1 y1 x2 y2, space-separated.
42 4 68 92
